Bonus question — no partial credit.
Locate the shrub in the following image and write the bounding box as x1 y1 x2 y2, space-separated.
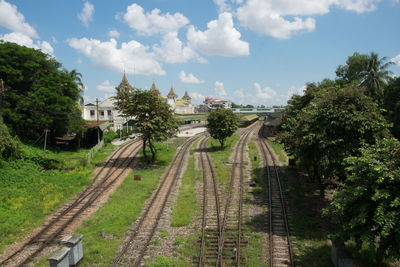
0 124 21 159
104 129 117 144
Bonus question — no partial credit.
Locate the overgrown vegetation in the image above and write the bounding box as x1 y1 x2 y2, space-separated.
0 142 114 253
279 51 400 264
40 143 177 266
266 139 286 163
170 139 201 227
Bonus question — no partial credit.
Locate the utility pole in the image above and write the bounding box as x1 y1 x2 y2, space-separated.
43 129 49 154
96 98 100 144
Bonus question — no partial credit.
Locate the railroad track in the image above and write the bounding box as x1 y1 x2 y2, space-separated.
197 135 222 266
198 123 258 267
0 139 142 266
113 134 201 267
257 130 294 267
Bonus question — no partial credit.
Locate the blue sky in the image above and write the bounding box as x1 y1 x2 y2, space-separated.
1 0 400 106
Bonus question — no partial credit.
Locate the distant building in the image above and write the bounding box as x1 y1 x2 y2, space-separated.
81 73 134 131
151 82 195 114
204 97 232 109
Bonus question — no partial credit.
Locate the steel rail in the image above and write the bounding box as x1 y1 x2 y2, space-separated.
0 139 142 266
112 134 201 267
258 129 294 267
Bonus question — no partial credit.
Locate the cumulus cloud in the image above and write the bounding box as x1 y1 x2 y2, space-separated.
96 80 115 92
153 32 206 63
68 37 165 75
214 81 228 97
179 71 204 84
190 92 206 104
122 3 189 35
287 85 306 98
391 54 400 67
0 0 54 55
236 0 379 39
77 1 94 27
187 12 249 57
1 32 54 55
253 82 277 100
107 30 120 38
0 0 38 38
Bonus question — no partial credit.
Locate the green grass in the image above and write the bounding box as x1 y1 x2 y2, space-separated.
285 168 332 266
170 139 201 227
266 139 286 163
146 256 188 267
0 143 115 253
206 134 240 185
33 143 177 266
240 142 268 267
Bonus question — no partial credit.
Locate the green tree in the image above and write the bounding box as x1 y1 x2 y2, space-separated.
384 76 400 139
360 52 393 100
116 89 178 162
206 108 238 148
326 138 400 266
280 86 389 197
336 52 368 85
0 41 83 141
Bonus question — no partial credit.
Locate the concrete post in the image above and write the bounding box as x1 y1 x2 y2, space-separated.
61 234 83 265
48 247 70 267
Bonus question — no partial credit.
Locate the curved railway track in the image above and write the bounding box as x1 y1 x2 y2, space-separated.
112 134 201 267
198 123 258 267
257 129 294 267
0 139 142 266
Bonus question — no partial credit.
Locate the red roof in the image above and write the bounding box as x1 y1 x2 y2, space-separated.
205 97 224 102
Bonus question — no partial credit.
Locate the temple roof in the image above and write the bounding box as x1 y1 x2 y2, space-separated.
167 87 178 98
116 72 133 93
182 90 191 101
150 81 161 95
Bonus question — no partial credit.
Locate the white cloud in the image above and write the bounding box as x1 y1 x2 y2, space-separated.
189 92 206 104
122 3 189 35
96 80 115 92
108 30 120 38
68 37 165 75
287 85 306 98
214 81 227 97
153 32 206 63
77 1 94 27
179 71 204 84
0 32 54 55
236 0 379 39
253 82 277 100
187 12 249 57
52 36 58 44
391 54 400 67
0 0 38 38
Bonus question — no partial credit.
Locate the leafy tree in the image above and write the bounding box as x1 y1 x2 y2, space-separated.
336 52 368 85
280 86 389 197
0 123 20 159
384 76 400 139
360 52 393 100
326 138 400 266
0 41 83 141
335 52 393 101
206 108 238 148
116 89 178 162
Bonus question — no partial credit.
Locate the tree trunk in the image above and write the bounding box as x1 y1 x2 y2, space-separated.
148 139 156 162
219 138 225 148
142 139 148 162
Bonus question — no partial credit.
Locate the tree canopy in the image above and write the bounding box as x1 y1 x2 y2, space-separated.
325 138 400 265
115 89 178 162
206 108 238 148
0 41 83 141
384 77 400 139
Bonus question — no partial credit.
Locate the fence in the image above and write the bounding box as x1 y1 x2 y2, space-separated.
86 139 104 165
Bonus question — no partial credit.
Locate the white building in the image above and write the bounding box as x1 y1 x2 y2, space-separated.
204 97 232 109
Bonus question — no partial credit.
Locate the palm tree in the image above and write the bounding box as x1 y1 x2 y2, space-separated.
68 69 85 105
360 52 393 100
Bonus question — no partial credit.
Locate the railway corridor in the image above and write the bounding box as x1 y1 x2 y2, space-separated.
0 139 142 266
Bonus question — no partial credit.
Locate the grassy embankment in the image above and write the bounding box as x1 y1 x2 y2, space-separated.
266 139 286 162
145 134 241 266
34 142 177 266
242 141 268 266
267 139 332 266
0 143 114 253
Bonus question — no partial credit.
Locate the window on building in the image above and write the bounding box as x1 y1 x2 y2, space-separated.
100 110 104 117
107 110 112 117
90 110 95 117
